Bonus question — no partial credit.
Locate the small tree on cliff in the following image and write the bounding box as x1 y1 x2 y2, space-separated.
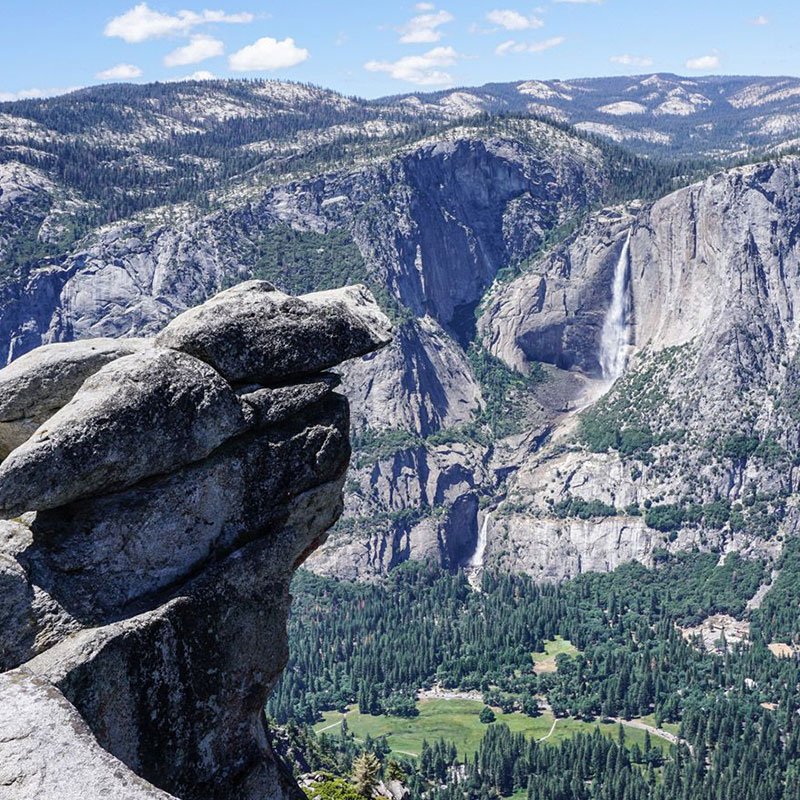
351 751 380 798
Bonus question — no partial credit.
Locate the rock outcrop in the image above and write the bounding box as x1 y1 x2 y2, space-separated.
0 282 391 799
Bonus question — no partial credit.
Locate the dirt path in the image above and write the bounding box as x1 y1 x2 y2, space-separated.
609 717 691 752
536 717 558 742
316 718 344 732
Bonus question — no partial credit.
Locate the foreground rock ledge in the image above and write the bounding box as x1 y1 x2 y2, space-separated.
0 282 391 800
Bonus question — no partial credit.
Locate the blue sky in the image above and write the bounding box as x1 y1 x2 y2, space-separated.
0 1 796 101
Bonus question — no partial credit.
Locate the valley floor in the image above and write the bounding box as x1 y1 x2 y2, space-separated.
312 698 677 760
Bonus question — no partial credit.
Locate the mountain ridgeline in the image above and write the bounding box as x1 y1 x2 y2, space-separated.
1 76 800 590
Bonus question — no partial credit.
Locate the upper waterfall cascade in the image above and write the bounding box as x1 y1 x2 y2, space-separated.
599 231 633 383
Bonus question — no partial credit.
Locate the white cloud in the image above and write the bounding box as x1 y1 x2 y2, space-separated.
396 9 454 43
486 9 544 30
95 63 143 79
747 15 769 25
0 86 80 102
365 45 459 85
228 36 309 71
164 34 224 66
685 54 720 70
610 54 653 68
104 3 253 43
415 2 435 9
167 70 216 81
496 36 564 55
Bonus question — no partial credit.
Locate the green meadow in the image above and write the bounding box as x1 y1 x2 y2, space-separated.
313 698 674 759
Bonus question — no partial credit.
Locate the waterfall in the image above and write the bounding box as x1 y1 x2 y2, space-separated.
467 513 490 568
599 231 633 383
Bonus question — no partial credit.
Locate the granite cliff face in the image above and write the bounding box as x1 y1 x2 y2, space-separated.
474 158 800 579
310 156 800 581
0 116 611 581
0 282 391 799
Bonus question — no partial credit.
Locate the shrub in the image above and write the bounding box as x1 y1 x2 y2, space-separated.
554 496 617 519
720 433 759 461
645 504 685 532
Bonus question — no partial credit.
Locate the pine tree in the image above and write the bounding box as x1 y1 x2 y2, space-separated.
352 750 381 798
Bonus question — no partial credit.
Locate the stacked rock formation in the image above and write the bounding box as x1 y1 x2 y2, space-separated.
0 281 391 800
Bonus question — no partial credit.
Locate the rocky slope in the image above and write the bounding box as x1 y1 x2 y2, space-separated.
0 282 391 800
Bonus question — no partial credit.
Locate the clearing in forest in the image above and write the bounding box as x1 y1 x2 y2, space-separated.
532 636 581 674
312 698 672 759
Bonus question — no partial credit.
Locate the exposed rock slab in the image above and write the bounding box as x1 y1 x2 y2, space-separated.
0 670 175 800
0 347 246 517
0 337 148 457
26 394 349 622
155 281 391 385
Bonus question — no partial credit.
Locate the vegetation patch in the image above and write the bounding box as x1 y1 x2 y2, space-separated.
642 493 785 537
754 536 800 644
467 344 545 438
249 225 369 296
551 496 618 520
577 344 690 457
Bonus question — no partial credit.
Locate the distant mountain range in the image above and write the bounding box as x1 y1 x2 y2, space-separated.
381 72 800 157
2 73 800 171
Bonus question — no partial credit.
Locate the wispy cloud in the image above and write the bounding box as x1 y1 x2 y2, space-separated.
396 8 454 43
685 54 720 70
104 3 253 43
164 34 224 66
610 54 653 68
415 2 435 9
228 37 309 71
486 9 544 30
365 45 459 85
496 36 564 55
553 0 601 4
0 86 81 102
747 15 769 25
95 63 143 79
